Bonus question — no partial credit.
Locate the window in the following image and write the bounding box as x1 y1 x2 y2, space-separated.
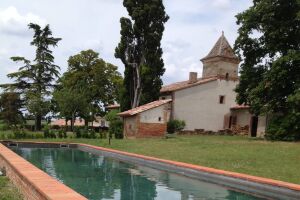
225 73 229 80
158 117 162 122
161 97 166 100
219 95 225 104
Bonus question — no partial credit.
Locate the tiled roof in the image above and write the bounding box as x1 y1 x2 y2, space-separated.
160 76 218 93
201 32 239 62
118 99 172 117
50 119 100 127
106 104 120 109
230 105 250 110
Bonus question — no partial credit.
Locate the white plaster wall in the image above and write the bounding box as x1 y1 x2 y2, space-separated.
173 79 238 131
233 109 251 126
140 105 165 124
124 116 137 133
257 116 266 137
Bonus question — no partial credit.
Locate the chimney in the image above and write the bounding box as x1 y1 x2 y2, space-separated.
189 72 198 84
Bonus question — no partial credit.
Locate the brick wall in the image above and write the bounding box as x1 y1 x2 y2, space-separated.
137 122 167 137
123 113 168 138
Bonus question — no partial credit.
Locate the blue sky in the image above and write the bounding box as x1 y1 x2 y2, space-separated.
0 0 252 85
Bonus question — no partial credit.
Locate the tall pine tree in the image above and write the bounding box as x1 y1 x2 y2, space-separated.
115 0 169 111
0 23 61 131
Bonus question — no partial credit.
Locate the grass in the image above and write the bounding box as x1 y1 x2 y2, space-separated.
13 135 300 185
0 176 23 200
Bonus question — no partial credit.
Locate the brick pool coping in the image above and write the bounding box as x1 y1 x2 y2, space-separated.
0 143 87 200
78 143 300 192
1 141 300 199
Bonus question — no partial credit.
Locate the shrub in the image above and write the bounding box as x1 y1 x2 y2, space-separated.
51 125 61 130
89 129 96 139
265 114 300 141
58 130 63 138
43 125 50 138
13 129 26 139
105 110 123 139
0 123 10 131
109 120 123 139
167 119 186 134
99 131 107 139
80 128 90 138
74 127 81 138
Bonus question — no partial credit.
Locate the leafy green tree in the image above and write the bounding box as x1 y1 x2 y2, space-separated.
57 49 123 125
234 0 300 140
0 92 23 127
53 88 89 131
105 110 123 139
0 23 61 131
115 0 169 111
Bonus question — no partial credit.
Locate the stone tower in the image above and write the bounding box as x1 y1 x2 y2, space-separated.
201 32 240 78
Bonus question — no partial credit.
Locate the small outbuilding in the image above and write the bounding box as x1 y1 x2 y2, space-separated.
229 105 267 137
118 99 172 138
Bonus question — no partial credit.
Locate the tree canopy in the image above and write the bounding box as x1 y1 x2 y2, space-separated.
234 0 300 140
54 49 123 126
115 0 169 111
0 92 23 127
0 23 61 131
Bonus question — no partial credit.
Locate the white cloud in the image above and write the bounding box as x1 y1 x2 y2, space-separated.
212 0 231 9
0 0 252 86
0 6 46 36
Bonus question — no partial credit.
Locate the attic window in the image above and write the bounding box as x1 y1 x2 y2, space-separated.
161 97 166 100
219 95 225 104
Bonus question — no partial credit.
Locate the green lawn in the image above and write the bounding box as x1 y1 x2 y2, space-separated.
15 135 300 185
0 176 23 200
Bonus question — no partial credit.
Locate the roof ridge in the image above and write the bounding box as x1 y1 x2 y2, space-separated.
118 99 172 116
160 76 218 93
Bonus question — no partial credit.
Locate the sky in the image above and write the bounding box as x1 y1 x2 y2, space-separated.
0 0 252 86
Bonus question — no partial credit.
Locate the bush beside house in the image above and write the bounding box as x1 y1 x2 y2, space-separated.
167 120 186 134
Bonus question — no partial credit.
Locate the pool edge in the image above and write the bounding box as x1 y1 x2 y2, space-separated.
2 140 300 200
0 143 87 200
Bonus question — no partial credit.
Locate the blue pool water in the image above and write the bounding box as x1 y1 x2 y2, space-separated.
11 147 266 200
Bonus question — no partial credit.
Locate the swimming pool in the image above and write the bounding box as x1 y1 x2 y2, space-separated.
10 146 265 200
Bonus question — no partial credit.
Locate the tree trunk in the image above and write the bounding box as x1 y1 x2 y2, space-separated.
65 118 68 131
71 114 75 132
35 114 42 131
132 63 142 108
84 118 89 127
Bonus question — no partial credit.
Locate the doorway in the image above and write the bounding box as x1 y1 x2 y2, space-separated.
250 116 258 137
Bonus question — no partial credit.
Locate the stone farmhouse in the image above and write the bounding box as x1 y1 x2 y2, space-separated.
119 33 267 138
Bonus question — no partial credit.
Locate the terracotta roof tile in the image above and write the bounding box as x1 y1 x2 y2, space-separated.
106 104 120 109
160 76 218 93
230 105 250 110
50 119 100 127
201 32 239 62
118 99 172 117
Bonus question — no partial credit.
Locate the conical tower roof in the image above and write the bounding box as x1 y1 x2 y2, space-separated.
201 32 239 62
